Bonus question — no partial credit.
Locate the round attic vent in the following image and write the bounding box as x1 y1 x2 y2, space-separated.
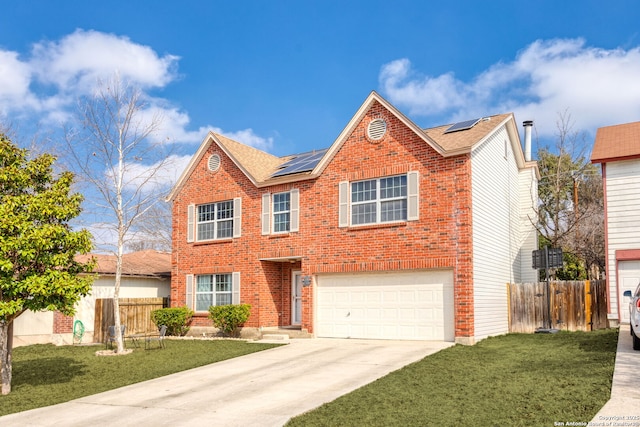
367 118 387 141
208 154 221 172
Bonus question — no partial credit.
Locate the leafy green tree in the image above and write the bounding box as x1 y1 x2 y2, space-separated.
0 136 95 394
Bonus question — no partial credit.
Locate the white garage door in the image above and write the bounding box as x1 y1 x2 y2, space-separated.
316 270 454 341
619 261 640 323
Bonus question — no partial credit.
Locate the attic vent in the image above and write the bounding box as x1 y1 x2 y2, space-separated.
208 154 221 172
367 118 387 141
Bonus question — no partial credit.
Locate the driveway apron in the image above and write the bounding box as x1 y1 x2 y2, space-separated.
0 338 453 426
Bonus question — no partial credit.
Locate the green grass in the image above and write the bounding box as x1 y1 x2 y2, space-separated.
0 339 281 416
287 329 618 427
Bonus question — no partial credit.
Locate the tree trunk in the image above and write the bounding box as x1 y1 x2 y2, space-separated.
0 321 13 395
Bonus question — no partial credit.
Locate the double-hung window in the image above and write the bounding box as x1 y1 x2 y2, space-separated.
339 172 419 227
272 192 291 233
187 198 242 242
196 274 232 311
262 189 299 234
198 201 233 240
185 272 240 312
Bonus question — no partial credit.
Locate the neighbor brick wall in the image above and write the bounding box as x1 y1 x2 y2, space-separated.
171 100 475 339
53 311 73 334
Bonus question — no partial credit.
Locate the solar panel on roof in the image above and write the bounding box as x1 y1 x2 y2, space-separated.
444 118 481 134
271 148 328 178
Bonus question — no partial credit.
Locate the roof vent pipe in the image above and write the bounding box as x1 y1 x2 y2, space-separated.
523 120 533 161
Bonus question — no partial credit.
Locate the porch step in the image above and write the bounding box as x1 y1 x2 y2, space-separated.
260 334 290 343
258 327 312 340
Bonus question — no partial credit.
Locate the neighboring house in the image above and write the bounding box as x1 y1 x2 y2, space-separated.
13 250 171 346
591 121 640 328
168 91 539 344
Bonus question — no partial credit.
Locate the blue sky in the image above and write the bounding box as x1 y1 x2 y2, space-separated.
3 1 640 157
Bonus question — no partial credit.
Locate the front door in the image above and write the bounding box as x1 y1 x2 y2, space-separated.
292 271 302 325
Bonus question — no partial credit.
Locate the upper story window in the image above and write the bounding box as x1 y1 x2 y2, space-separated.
197 201 234 240
272 192 291 233
351 175 407 225
187 198 242 243
262 189 299 235
339 172 419 228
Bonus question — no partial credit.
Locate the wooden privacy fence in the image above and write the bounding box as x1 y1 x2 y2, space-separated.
94 297 167 343
507 280 608 333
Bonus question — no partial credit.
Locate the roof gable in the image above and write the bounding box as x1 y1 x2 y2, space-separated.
592 121 640 163
168 91 536 199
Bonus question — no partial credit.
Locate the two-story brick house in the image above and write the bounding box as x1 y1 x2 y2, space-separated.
168 91 539 344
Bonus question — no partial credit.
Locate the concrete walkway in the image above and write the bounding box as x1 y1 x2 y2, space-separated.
591 325 640 425
0 338 453 426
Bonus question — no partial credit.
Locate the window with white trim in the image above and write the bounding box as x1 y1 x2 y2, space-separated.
339 172 419 227
197 201 233 240
272 192 291 233
190 198 242 242
186 272 240 312
196 274 232 311
351 175 407 225
262 189 299 235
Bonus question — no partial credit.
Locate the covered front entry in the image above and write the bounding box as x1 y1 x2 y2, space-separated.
315 270 455 341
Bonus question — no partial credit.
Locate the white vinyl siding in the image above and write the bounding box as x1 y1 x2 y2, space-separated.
471 126 537 340
604 159 640 319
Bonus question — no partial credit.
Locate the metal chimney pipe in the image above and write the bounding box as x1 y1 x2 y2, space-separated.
523 120 533 161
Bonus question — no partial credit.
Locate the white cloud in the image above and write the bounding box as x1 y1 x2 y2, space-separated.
0 29 275 153
0 29 179 124
380 38 640 138
30 29 179 94
105 154 193 194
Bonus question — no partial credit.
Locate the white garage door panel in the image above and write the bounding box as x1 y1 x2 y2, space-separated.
316 271 454 341
619 261 640 323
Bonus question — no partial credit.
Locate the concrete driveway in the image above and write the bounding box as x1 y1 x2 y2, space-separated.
591 325 640 424
0 338 453 426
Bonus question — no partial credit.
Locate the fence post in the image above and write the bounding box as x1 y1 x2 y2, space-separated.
585 280 592 331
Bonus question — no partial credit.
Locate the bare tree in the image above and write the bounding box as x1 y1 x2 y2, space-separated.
125 201 172 252
536 110 605 279
66 75 172 353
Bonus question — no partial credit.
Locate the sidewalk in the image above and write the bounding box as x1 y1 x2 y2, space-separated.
591 325 640 425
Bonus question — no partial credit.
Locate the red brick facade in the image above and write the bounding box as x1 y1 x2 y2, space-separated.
171 97 476 340
53 311 74 334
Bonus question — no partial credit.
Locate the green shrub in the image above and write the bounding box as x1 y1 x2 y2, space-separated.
208 304 251 337
150 306 193 336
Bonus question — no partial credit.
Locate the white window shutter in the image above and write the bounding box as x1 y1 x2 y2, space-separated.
187 204 195 242
186 274 194 310
338 181 349 227
233 197 242 238
407 171 419 221
261 193 271 235
290 188 299 232
232 272 240 304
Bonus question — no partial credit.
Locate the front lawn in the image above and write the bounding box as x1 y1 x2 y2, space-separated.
287 329 618 426
0 339 280 416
